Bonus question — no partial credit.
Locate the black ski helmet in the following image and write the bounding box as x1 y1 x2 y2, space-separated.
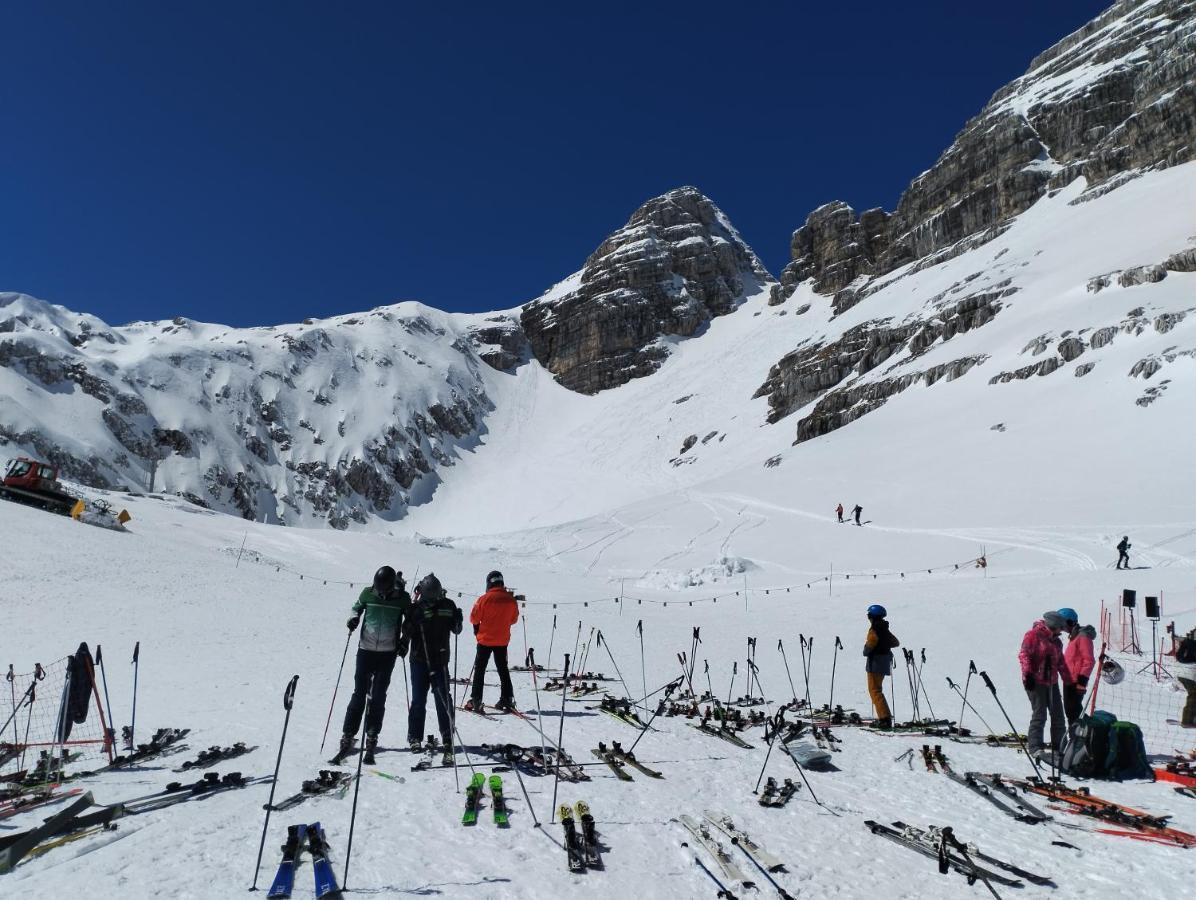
486 570 504 589
417 573 443 601
373 565 396 595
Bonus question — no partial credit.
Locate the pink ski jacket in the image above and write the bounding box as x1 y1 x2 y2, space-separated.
1019 620 1070 686
1064 625 1097 686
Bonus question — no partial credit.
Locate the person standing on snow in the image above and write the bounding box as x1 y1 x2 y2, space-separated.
337 566 410 763
401 573 462 761
863 604 899 729
1058 607 1096 726
464 570 519 712
836 503 844 523
1116 536 1131 570
1019 610 1070 757
853 504 863 526
1172 627 1196 728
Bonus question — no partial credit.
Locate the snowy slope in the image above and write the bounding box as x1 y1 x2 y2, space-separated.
2 451 1194 899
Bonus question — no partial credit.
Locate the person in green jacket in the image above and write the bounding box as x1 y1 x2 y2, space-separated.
336 565 410 763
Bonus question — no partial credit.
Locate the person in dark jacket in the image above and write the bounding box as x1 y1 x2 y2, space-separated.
853 504 863 526
401 573 462 758
863 604 899 729
338 566 410 761
1116 536 1131 570
836 503 844 523
464 570 519 712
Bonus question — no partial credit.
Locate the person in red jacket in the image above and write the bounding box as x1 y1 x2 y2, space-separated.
1019 610 1071 756
1058 607 1096 726
464 570 519 712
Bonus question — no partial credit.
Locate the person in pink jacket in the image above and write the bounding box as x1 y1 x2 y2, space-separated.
1057 607 1096 726
1019 610 1071 755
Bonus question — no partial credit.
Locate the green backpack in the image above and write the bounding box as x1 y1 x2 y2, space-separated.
1104 720 1152 781
1060 710 1117 778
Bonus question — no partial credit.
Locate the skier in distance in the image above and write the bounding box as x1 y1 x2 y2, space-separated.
1116 535 1131 570
836 503 844 523
853 504 863 526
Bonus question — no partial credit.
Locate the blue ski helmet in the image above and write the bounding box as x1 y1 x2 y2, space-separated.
866 604 887 618
1057 607 1079 625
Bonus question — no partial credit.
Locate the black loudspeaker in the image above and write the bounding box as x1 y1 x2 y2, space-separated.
1145 596 1160 620
1122 589 1136 608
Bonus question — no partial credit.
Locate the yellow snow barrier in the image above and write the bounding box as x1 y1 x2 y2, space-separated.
70 499 85 519
117 509 131 525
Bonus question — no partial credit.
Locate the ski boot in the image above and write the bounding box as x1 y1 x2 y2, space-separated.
495 697 516 712
364 731 378 765
463 698 479 712
332 733 356 764
409 738 423 753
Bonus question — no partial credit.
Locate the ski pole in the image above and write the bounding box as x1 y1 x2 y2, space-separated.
577 626 596 677
596 631 634 708
798 635 811 710
946 677 995 735
5 664 16 746
319 631 353 754
778 640 798 705
916 649 936 720
546 614 557 672
745 638 755 701
704 660 715 707
753 708 784 793
828 636 843 710
249 674 298 891
509 749 541 828
0 677 33 743
689 627 701 685
637 620 648 717
804 637 815 709
725 661 737 713
94 646 117 753
958 660 976 731
978 671 1046 783
693 850 736 898
626 677 683 755
342 687 371 890
678 652 696 697
129 641 140 750
732 834 796 899
528 648 550 773
550 653 571 823
570 622 583 677
415 614 465 792
402 655 410 712
903 649 919 721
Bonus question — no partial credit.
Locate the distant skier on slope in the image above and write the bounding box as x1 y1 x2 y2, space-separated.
1116 536 1131 570
336 565 410 762
1058 607 1095 726
853 504 863 526
464 570 519 712
836 503 844 523
401 573 462 760
1019 610 1071 759
863 604 899 729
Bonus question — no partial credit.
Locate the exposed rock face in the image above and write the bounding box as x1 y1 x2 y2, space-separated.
772 1 1196 307
465 316 530 372
521 187 772 394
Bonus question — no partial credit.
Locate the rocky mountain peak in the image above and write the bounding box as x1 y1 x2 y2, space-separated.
771 0 1196 310
520 187 773 394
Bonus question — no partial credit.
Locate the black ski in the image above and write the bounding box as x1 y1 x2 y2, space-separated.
689 722 754 750
268 770 353 812
899 822 1054 887
575 801 601 867
174 742 257 772
864 820 1023 887
606 741 664 778
559 804 586 872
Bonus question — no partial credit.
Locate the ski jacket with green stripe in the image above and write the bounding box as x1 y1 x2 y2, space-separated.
352 586 410 652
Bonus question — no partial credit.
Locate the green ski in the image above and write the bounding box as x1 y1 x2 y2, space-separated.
489 775 509 827
462 773 485 826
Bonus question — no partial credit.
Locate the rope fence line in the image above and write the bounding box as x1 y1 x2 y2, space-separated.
249 547 995 610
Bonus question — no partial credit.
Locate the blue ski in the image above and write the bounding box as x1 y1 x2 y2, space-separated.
267 823 306 898
307 821 341 898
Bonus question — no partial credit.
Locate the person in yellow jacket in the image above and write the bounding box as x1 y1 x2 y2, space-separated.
863 604 900 729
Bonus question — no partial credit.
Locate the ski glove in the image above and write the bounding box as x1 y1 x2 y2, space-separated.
396 639 409 658
347 616 360 632
1022 675 1035 692
452 608 464 635
473 623 480 636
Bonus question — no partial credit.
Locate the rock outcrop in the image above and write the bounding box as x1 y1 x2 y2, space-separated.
521 187 772 394
772 0 1196 307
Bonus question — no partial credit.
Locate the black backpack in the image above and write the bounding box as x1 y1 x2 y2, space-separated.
1177 633 1196 664
1060 710 1118 778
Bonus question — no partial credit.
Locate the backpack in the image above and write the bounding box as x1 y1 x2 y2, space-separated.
1177 634 1196 664
1060 710 1118 778
1104 720 1152 781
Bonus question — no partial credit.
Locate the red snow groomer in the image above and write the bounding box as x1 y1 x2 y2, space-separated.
0 457 77 515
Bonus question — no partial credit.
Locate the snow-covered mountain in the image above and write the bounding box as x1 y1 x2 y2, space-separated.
2 0 1194 531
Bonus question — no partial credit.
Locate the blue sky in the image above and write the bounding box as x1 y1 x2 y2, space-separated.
1 1 1109 326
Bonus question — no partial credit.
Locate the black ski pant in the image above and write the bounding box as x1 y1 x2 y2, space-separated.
469 644 514 705
1063 682 1086 727
407 659 453 744
342 648 398 738
1117 551 1130 569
